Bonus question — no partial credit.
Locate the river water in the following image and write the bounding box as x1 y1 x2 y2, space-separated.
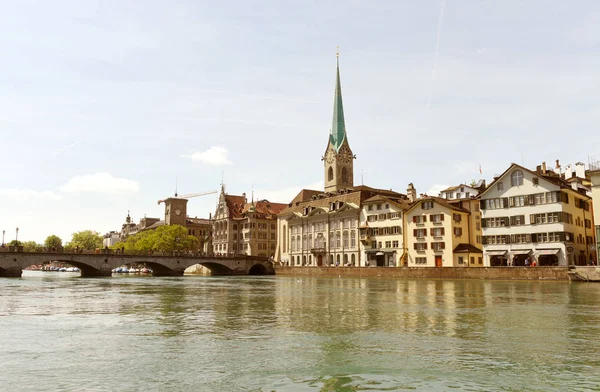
1 272 600 391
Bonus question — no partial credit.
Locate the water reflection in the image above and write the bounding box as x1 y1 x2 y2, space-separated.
1 275 600 391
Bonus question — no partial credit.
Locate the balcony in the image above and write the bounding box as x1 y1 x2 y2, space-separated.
360 234 373 242
310 247 326 254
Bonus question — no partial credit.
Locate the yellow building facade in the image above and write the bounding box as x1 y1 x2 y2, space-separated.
405 197 483 267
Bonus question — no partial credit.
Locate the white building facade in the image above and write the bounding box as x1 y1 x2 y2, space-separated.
480 164 592 266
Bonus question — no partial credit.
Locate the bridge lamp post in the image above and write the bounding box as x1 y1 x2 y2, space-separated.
2 230 4 246
15 227 19 245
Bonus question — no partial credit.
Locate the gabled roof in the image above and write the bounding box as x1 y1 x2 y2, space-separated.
224 195 246 219
290 189 321 205
242 199 287 218
453 243 483 253
363 194 410 211
480 162 588 197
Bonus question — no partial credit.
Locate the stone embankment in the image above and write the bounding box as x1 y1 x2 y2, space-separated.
275 266 570 281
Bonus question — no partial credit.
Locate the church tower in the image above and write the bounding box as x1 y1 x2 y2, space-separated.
163 197 188 226
323 52 355 193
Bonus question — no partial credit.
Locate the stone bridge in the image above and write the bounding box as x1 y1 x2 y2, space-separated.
0 251 275 277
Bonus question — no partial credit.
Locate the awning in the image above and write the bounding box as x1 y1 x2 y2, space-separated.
487 250 507 256
535 249 560 255
511 249 531 255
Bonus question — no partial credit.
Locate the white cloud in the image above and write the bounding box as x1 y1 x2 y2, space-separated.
255 181 323 203
185 146 232 165
426 184 450 197
0 189 63 201
60 173 139 195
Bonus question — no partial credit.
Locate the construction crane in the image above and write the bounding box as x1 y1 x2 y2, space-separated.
157 190 217 205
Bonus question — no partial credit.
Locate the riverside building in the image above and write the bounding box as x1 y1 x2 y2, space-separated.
213 186 287 258
276 55 408 267
480 162 594 266
404 192 483 268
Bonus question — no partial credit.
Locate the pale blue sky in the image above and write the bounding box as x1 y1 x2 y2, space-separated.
2 1 600 243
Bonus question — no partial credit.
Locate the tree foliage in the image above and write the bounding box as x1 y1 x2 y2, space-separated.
66 230 103 250
113 225 198 253
44 235 62 249
9 240 40 251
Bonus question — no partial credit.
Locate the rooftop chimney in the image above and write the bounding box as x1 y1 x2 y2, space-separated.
542 161 547 173
242 192 247 204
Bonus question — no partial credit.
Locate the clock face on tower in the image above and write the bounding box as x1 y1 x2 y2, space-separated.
325 149 336 164
175 209 181 216
339 147 353 164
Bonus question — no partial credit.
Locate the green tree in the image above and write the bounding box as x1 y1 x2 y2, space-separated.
152 225 198 253
44 235 62 250
112 225 198 253
8 240 39 251
66 230 103 250
22 241 40 252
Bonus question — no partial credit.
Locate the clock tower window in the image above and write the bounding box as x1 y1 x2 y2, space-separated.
328 166 334 181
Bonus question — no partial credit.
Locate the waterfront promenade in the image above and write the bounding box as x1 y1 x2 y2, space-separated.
276 266 571 280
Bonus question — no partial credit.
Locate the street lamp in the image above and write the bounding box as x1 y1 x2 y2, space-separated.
2 230 4 246
15 227 19 246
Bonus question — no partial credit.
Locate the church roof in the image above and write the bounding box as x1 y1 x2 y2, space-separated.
329 56 347 152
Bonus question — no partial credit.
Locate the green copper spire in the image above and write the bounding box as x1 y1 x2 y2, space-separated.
329 53 346 152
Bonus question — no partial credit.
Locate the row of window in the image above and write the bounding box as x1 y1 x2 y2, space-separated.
414 242 446 251
366 212 401 221
482 212 575 228
412 213 463 223
482 191 568 210
413 227 464 237
370 240 400 249
362 226 402 236
291 220 356 234
482 232 574 244
367 203 390 211
290 231 358 252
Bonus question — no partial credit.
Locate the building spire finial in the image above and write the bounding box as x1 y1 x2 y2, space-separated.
330 46 346 152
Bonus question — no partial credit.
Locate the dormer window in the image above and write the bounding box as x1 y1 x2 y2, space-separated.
511 170 524 186
497 182 503 191
422 201 434 210
532 177 539 186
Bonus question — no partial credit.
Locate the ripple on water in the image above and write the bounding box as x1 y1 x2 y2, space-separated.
2 277 600 391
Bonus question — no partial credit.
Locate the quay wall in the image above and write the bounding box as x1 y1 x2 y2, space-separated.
274 266 570 281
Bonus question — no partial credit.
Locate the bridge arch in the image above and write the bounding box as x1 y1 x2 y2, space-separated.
248 263 268 275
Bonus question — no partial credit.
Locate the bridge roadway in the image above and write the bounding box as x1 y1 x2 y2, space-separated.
0 251 275 277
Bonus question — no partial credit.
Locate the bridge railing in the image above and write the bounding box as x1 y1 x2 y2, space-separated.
0 246 270 261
